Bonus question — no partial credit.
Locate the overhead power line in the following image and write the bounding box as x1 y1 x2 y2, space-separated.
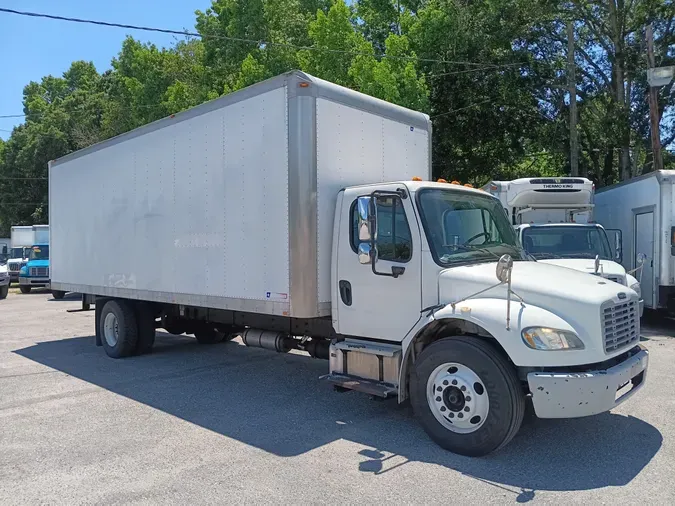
0 7 522 70
0 115 26 119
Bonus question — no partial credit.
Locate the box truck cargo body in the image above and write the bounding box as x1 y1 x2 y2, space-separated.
50 71 430 319
595 170 675 312
50 71 648 457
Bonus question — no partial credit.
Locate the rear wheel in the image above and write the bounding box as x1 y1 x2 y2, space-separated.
0 285 8 300
100 300 138 359
51 290 66 300
19 286 31 294
410 336 525 457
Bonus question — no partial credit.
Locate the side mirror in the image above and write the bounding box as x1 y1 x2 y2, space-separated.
637 252 647 266
496 254 513 283
358 243 372 265
357 196 373 242
605 229 623 264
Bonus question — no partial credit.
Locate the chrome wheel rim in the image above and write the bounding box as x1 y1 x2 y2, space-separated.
103 312 120 347
426 362 489 434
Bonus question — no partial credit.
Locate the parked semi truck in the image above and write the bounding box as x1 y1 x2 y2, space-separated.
7 226 33 283
595 170 675 314
50 71 647 457
485 177 644 315
18 225 50 293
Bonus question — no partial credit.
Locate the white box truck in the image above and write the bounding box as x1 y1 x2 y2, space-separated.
50 71 648 457
595 170 675 313
7 226 34 283
485 178 644 315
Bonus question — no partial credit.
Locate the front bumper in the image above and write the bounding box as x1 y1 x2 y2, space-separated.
0 276 9 288
9 272 19 282
527 345 648 418
19 277 50 287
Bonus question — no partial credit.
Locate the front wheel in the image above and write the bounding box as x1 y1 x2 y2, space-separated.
410 336 525 457
0 285 8 300
19 286 31 294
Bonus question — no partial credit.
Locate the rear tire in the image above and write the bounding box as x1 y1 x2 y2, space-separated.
100 300 139 359
0 285 8 300
51 290 66 300
410 336 525 457
20 286 31 294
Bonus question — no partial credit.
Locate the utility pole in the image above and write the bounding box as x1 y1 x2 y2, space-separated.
567 21 579 177
646 24 663 172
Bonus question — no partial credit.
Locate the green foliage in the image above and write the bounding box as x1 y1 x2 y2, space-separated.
1 0 674 234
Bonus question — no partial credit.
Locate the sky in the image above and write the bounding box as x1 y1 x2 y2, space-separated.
0 0 209 140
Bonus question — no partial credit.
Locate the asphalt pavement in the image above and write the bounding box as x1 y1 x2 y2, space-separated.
1 291 674 504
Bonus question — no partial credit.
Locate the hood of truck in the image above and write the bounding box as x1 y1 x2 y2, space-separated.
438 260 641 363
439 260 632 306
25 259 49 269
537 258 627 284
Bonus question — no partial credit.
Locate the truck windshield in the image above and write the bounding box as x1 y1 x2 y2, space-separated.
521 226 613 260
10 247 25 259
28 246 49 260
417 189 524 266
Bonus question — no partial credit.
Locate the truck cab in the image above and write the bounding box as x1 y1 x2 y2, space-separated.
19 244 50 293
484 177 643 315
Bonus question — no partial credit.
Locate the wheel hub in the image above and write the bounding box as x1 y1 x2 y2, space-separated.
427 362 489 434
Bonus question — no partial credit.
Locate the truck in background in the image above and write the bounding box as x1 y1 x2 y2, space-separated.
0 254 8 299
595 170 675 314
0 237 9 263
18 225 51 294
485 177 644 315
7 226 33 283
50 71 647 457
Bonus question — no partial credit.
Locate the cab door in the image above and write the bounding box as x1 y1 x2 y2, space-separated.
335 185 423 342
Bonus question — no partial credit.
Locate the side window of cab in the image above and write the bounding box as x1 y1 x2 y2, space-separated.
350 196 412 262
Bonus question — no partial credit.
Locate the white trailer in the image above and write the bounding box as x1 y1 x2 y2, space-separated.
7 226 34 282
595 170 675 312
486 177 594 224
50 71 648 457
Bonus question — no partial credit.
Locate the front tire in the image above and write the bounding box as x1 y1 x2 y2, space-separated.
410 336 525 457
20 286 31 294
0 285 8 299
100 300 139 359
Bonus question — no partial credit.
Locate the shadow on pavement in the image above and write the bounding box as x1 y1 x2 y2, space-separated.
15 333 662 495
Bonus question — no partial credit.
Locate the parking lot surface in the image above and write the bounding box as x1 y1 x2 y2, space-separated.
1 291 674 504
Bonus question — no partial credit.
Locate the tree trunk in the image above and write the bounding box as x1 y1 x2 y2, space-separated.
608 0 631 181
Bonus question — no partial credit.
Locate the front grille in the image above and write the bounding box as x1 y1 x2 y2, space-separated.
9 262 20 272
29 267 49 277
602 300 639 353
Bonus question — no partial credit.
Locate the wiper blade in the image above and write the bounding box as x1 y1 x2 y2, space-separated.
453 244 501 260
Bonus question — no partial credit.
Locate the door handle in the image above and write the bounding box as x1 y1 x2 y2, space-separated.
339 280 352 306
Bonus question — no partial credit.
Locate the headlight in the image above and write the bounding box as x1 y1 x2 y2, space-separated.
630 282 641 298
521 327 585 350
19 266 27 275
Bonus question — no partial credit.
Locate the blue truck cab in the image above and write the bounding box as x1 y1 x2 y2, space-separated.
19 244 50 293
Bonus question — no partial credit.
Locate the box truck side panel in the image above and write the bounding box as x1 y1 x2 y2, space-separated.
315 98 430 305
595 174 661 307
51 85 291 314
